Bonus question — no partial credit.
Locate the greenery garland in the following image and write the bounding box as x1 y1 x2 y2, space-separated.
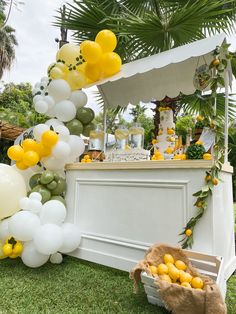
179 43 231 248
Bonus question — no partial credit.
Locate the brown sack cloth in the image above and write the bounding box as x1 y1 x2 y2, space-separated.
130 243 226 314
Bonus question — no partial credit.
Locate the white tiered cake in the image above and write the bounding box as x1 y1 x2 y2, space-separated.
155 107 176 155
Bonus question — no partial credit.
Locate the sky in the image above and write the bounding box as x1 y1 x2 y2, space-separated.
2 0 236 120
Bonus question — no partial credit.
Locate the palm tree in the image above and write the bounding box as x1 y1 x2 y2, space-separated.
55 0 236 132
0 25 17 79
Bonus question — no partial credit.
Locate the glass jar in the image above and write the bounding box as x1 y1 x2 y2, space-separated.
129 123 144 149
115 125 129 149
88 125 105 151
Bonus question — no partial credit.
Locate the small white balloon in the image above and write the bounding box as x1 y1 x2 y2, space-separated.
47 79 71 102
34 82 41 89
40 200 66 225
33 224 63 255
70 90 88 109
44 95 55 109
19 197 31 210
68 135 85 157
21 241 49 268
32 87 40 96
29 199 42 214
33 124 49 142
29 192 42 202
46 106 56 118
45 119 64 128
54 100 76 122
50 252 63 264
41 157 66 171
33 95 43 105
59 223 81 254
52 141 71 159
9 211 41 241
41 76 49 84
35 100 49 114
54 125 70 141
0 218 10 242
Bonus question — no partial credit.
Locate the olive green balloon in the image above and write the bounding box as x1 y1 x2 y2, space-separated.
82 123 95 137
47 180 58 190
51 178 66 196
40 170 55 185
76 107 95 125
66 119 83 135
50 195 66 206
31 185 51 204
29 173 41 189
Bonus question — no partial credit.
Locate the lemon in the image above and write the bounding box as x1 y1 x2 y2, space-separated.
205 174 212 182
164 254 174 264
181 282 192 288
149 265 158 275
175 260 187 271
169 266 180 282
212 178 219 186
181 154 187 160
203 153 212 160
157 263 169 275
179 271 192 283
191 277 204 289
159 274 172 283
185 229 192 237
195 140 204 145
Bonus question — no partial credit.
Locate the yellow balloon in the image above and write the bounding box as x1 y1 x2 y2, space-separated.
95 29 117 52
0 164 27 220
47 62 56 75
0 242 7 259
15 160 28 170
101 52 122 77
85 62 102 82
76 62 87 74
50 67 65 80
66 70 87 90
22 139 38 152
22 151 40 167
7 145 24 161
57 43 81 66
56 62 69 73
80 40 102 64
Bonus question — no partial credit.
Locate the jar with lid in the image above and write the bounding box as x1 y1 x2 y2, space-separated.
129 123 144 149
88 125 105 151
115 125 129 149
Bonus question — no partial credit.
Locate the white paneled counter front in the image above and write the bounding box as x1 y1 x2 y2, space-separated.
65 160 236 287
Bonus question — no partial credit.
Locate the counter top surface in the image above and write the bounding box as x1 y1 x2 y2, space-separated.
66 160 233 173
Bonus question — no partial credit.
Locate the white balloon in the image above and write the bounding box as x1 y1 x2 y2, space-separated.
0 218 10 242
33 224 63 255
32 87 40 96
41 157 66 171
54 100 76 122
52 141 71 159
50 252 63 264
44 95 55 109
19 197 31 210
47 79 71 102
29 192 42 202
35 100 48 114
59 223 81 253
46 106 56 118
21 241 49 268
68 135 85 157
33 124 49 142
40 200 66 225
34 82 41 89
9 211 40 241
28 199 42 214
45 119 64 128
54 125 70 141
33 95 43 105
70 90 87 109
41 76 49 84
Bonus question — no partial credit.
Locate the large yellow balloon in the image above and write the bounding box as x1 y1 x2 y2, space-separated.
85 62 102 82
57 43 81 66
95 30 117 53
0 164 27 220
80 40 102 64
50 67 65 80
101 52 122 77
66 70 87 90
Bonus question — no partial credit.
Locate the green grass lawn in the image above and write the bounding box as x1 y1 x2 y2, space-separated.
0 256 235 314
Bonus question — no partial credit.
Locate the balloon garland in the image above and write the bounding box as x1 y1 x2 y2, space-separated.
0 30 121 267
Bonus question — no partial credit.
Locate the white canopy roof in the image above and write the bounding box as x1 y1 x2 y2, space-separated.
93 33 228 108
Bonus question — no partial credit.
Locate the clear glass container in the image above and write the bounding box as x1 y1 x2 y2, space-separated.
129 123 144 149
88 125 104 151
115 125 129 149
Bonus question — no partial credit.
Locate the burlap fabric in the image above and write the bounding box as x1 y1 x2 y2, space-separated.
130 243 226 314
